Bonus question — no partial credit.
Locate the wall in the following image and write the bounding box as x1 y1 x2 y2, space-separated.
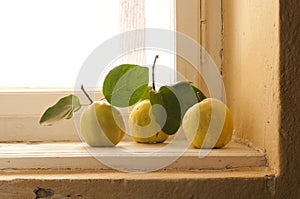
277 0 300 197
223 0 300 197
222 0 280 170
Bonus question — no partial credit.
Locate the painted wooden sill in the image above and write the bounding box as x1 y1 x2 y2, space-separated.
0 141 266 171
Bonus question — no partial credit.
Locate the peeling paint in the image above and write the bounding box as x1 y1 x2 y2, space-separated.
33 187 54 199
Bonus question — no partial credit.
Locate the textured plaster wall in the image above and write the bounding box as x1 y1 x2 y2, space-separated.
277 0 300 198
222 0 280 170
223 0 300 197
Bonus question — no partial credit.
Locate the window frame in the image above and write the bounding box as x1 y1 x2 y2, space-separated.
0 0 223 143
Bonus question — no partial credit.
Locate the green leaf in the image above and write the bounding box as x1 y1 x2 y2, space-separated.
150 87 181 135
39 95 81 126
191 85 206 102
138 85 152 101
149 81 205 135
103 64 149 107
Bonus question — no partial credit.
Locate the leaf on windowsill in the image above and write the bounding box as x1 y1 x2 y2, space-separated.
39 94 81 126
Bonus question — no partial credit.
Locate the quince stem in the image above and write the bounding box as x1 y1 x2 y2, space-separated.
152 55 159 91
81 84 93 104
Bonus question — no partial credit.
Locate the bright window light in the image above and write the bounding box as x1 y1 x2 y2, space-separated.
0 0 174 89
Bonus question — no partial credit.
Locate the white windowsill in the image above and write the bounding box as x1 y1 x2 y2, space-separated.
0 141 266 171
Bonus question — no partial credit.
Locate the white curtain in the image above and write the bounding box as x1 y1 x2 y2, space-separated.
120 0 146 65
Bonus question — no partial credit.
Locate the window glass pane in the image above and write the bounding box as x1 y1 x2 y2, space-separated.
0 0 174 88
0 0 102 88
